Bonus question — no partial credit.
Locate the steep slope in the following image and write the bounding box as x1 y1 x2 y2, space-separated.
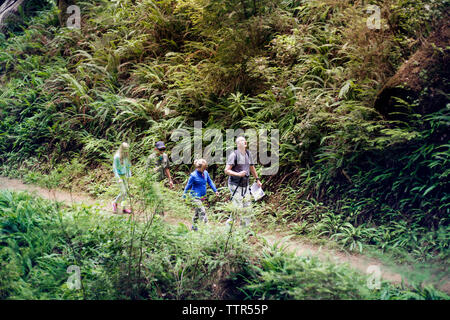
0 0 448 272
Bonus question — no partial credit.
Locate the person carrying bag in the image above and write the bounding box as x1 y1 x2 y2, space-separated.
224 136 262 227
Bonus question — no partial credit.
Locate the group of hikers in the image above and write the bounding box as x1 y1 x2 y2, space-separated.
112 136 263 230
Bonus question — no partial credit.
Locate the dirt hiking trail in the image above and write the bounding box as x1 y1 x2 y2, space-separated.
1 176 448 293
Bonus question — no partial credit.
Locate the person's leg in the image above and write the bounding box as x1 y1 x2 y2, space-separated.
192 207 199 230
120 178 131 213
114 187 124 204
113 178 125 212
228 184 247 226
192 199 204 230
151 180 164 215
113 192 121 212
241 185 252 227
199 202 207 223
227 184 239 225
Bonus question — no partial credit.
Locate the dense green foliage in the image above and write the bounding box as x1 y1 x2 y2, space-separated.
0 0 448 289
1 190 448 300
0 190 254 299
239 244 450 300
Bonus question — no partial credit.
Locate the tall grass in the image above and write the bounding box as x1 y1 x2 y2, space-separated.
2 189 448 300
0 0 448 264
0 189 256 299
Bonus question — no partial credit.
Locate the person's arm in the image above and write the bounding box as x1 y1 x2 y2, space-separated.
113 155 121 177
206 172 218 194
224 153 246 177
163 154 173 188
250 165 262 187
165 167 174 188
182 175 194 198
225 164 242 177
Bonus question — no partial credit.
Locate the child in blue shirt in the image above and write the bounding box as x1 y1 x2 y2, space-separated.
183 159 219 230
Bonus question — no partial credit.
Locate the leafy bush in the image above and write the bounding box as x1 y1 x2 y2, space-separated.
239 245 373 300
0 190 255 299
0 0 448 268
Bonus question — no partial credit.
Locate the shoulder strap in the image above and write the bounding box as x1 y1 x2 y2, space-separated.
233 149 250 167
230 177 243 201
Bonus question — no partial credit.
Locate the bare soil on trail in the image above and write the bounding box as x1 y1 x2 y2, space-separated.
0 177 101 206
1 176 448 293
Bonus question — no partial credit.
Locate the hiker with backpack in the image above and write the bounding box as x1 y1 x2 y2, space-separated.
145 141 174 215
183 159 219 231
224 136 262 227
112 142 132 214
146 141 174 188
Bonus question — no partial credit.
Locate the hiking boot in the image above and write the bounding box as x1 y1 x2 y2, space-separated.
122 208 132 214
112 202 118 213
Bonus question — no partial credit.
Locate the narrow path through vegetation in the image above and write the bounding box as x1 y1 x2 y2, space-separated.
1 176 448 293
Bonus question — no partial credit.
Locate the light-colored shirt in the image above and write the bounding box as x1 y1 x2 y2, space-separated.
113 154 131 178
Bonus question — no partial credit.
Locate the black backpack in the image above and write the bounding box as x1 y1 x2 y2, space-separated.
230 149 252 200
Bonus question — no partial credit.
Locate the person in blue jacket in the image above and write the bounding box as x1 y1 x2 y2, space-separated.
183 159 219 230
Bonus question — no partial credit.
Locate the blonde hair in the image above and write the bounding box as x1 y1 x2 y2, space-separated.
116 142 130 164
194 158 207 169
